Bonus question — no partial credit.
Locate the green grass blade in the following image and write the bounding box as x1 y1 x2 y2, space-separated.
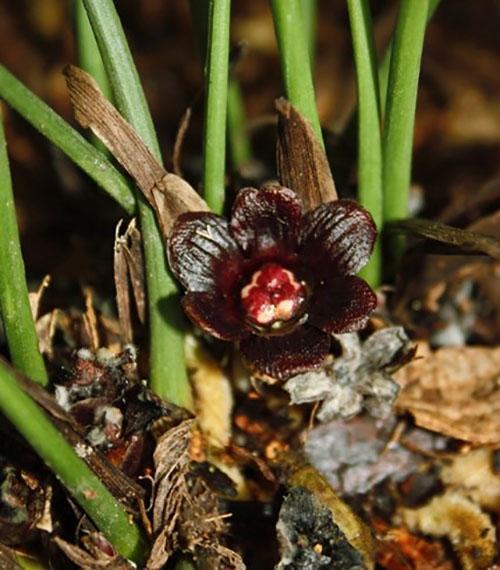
0 360 146 563
346 0 383 288
82 0 192 409
0 113 48 385
0 64 135 214
270 0 323 147
202 0 231 213
382 0 429 266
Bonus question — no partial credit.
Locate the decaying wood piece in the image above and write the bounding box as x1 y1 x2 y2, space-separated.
276 98 337 210
276 451 376 568
64 66 208 236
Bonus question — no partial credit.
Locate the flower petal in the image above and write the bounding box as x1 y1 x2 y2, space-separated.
168 212 243 293
300 200 377 276
240 326 330 381
182 292 248 341
230 184 303 258
308 276 377 334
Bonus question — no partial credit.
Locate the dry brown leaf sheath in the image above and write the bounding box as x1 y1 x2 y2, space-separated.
276 98 337 210
114 219 146 344
64 65 208 236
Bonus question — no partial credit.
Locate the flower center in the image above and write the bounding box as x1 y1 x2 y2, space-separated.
240 262 306 328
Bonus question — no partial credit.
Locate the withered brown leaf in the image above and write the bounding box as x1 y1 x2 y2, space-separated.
114 219 145 344
64 65 208 237
387 217 500 260
54 536 134 569
395 344 500 445
401 490 496 570
276 98 337 210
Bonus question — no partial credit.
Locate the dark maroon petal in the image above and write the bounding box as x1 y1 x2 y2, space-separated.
168 212 243 293
308 276 377 334
300 200 377 277
230 184 303 258
240 326 330 381
182 292 249 341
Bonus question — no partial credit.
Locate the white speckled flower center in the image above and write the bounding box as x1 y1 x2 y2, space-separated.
241 262 306 328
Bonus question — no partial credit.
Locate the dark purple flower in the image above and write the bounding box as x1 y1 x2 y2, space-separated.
168 184 377 381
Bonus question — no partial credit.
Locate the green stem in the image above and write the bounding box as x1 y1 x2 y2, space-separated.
227 78 251 171
0 64 135 214
189 0 251 176
346 0 382 288
0 113 48 385
74 0 113 153
270 0 323 147
82 0 192 409
0 360 146 563
382 0 429 262
300 0 317 60
379 0 441 113
202 0 231 214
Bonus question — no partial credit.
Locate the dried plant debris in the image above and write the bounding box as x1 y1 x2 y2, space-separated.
0 461 46 546
395 344 500 445
276 487 365 570
276 98 337 210
400 490 496 570
280 455 376 567
114 219 146 345
305 416 447 496
64 65 208 238
0 545 21 570
185 335 233 449
54 347 188 483
55 535 134 569
393 210 500 345
376 526 454 570
285 327 412 421
440 448 500 512
147 420 243 570
387 217 500 260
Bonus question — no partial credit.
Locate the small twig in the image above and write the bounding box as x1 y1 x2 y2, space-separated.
173 107 192 177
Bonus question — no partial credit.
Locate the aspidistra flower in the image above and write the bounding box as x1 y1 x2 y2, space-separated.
168 184 377 381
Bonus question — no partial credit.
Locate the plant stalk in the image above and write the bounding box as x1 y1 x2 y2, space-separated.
379 0 441 113
0 112 48 385
382 0 429 265
202 0 231 213
227 78 251 171
270 0 323 147
82 0 192 409
346 0 383 287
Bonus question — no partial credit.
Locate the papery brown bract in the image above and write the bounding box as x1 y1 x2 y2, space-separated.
168 184 378 381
